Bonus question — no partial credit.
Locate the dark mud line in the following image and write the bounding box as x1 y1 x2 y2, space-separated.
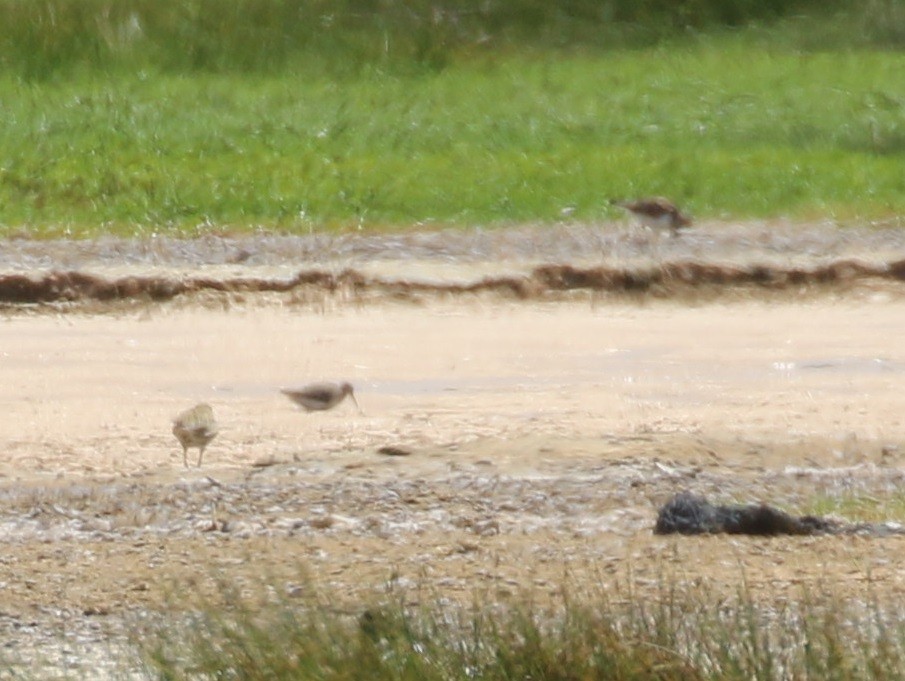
534 259 892 291
1 258 904 307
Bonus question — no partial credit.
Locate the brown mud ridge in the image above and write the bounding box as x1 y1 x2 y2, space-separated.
3 258 905 306
655 492 905 537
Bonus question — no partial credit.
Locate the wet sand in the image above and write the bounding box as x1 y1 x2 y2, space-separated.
4 298 905 479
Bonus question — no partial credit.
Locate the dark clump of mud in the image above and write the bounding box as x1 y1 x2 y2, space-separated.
1 259 904 307
654 492 837 536
655 492 905 537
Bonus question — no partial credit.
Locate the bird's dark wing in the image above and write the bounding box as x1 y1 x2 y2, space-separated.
301 386 333 402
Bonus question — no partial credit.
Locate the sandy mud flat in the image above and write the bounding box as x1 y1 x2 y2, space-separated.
2 221 905 675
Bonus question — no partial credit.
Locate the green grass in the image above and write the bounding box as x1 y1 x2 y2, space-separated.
805 491 905 523
133 578 905 680
2 45 904 238
0 0 864 80
0 3 904 236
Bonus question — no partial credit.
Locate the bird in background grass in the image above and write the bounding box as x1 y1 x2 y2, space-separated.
281 381 362 414
172 403 218 468
611 197 692 236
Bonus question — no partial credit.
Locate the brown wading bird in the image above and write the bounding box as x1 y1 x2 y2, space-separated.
281 381 361 413
611 197 692 236
172 403 218 467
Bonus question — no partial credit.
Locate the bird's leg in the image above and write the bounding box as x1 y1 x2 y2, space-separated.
650 231 663 263
183 446 189 468
197 446 205 468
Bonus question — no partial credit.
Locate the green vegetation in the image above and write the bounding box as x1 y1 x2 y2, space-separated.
135 580 905 680
0 1 903 236
805 491 905 522
2 0 901 78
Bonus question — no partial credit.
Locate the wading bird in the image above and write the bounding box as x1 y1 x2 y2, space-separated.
281 382 361 413
172 403 218 468
611 197 691 236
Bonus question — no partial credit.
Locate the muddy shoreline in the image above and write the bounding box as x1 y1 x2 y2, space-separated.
2 221 905 309
3 221 905 676
3 258 905 308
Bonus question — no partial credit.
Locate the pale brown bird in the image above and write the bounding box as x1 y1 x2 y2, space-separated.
172 403 218 467
611 197 691 236
281 382 360 413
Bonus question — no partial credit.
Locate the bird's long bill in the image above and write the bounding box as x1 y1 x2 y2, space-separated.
350 392 363 414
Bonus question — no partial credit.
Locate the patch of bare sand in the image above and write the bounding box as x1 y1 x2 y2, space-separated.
3 298 905 474
4 283 905 672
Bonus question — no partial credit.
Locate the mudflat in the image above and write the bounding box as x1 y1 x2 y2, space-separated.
3 222 905 673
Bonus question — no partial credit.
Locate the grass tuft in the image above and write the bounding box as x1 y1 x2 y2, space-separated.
804 491 905 523
134 577 905 680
